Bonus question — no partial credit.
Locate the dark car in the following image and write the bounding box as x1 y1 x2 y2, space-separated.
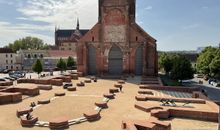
3 69 11 74
63 83 73 89
216 83 220 87
0 78 6 81
4 77 15 81
9 75 18 80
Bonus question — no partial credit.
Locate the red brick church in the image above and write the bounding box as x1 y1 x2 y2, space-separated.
77 0 158 76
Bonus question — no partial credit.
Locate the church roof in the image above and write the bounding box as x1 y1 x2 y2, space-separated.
56 29 89 38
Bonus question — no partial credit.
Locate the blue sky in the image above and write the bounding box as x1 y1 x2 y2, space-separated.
0 0 219 51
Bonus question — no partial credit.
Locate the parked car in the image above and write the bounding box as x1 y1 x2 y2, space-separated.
3 69 11 74
0 78 7 81
4 77 15 81
63 83 73 89
9 75 18 80
216 83 220 87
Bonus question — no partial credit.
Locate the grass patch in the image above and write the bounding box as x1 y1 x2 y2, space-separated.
159 74 182 86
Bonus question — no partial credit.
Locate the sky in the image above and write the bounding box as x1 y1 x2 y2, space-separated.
0 0 219 51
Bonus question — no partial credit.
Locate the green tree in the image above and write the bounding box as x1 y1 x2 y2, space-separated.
170 56 194 82
196 47 218 75
57 58 67 73
66 56 76 69
4 36 49 52
159 53 179 74
32 59 43 78
209 50 220 78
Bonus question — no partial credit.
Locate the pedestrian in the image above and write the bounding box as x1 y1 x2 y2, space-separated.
119 86 123 92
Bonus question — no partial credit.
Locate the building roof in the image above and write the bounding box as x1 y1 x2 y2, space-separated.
48 50 76 58
56 29 89 38
0 48 14 53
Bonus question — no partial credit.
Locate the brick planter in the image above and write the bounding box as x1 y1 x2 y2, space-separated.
49 117 69 129
67 87 76 91
83 110 100 121
114 84 122 88
37 85 52 90
138 90 153 95
84 79 92 83
103 93 114 99
117 80 125 84
55 92 66 97
95 101 108 108
17 107 33 117
20 116 38 127
109 88 119 93
38 99 50 104
77 82 85 87
51 79 63 86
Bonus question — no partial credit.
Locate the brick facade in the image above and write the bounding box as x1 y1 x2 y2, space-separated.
77 0 158 76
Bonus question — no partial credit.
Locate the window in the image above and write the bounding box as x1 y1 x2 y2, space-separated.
6 66 8 69
136 36 138 41
92 37 94 42
11 54 13 57
16 67 19 70
6 54 8 58
6 60 8 64
69 48 72 50
11 66 13 69
28 54 31 58
34 54 37 58
11 60 13 64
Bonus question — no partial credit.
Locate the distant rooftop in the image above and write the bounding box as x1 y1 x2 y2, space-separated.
0 48 14 53
56 29 89 38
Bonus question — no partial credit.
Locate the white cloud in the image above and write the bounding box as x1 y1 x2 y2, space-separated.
144 6 152 10
17 0 98 29
0 21 53 46
0 0 98 46
182 24 200 30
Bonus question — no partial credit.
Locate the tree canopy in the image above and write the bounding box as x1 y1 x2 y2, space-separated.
170 56 194 81
5 36 49 52
159 53 179 74
66 56 76 69
196 46 220 78
32 59 43 78
57 58 67 73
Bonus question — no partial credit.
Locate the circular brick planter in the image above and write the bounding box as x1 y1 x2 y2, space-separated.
67 87 76 91
17 107 33 117
103 93 114 99
77 82 85 87
95 101 108 108
84 79 92 83
114 83 122 88
117 80 125 84
83 110 100 121
109 88 119 93
49 117 69 129
38 99 50 105
20 116 38 127
55 92 66 97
